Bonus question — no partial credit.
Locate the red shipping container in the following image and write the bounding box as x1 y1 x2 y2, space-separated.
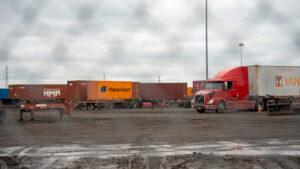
140 83 187 100
9 84 68 101
67 81 88 101
132 82 141 99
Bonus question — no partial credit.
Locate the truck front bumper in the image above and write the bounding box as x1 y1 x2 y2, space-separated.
193 104 217 110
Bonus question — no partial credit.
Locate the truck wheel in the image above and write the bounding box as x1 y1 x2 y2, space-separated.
216 101 226 113
197 109 206 113
0 110 7 123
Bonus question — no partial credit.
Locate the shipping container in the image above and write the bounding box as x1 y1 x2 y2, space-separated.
140 83 187 100
87 81 139 100
68 81 88 101
187 87 193 97
132 82 141 99
9 84 68 101
248 65 300 96
0 89 9 99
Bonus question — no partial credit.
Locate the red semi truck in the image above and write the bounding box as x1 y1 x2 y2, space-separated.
192 65 300 115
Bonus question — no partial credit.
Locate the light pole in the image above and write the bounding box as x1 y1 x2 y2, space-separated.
238 43 244 66
205 0 208 79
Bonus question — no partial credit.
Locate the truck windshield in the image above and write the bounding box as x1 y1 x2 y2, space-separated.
204 82 224 90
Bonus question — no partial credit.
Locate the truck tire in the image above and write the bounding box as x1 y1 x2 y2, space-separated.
0 110 7 123
197 109 206 113
216 101 226 113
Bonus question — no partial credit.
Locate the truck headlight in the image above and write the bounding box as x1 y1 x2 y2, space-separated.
207 99 214 104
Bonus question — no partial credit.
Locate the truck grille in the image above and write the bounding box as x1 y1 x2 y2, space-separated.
195 95 204 103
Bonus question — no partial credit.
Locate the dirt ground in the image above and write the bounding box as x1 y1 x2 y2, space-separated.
1 108 300 168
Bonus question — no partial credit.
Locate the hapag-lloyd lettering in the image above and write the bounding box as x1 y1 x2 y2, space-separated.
43 89 61 97
109 88 130 92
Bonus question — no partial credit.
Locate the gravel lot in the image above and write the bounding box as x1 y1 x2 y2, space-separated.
1 108 300 168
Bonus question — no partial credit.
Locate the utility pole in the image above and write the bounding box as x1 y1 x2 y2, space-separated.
158 76 161 83
238 43 244 66
103 74 106 81
205 0 208 80
5 65 8 88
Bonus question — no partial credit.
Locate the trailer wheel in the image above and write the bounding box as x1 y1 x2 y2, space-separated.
216 101 226 113
0 110 7 123
197 109 206 113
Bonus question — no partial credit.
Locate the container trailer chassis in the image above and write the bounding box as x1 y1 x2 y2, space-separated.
0 98 144 122
73 98 143 110
266 95 300 115
0 99 77 122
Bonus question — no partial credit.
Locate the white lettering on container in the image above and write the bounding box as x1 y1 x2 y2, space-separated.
43 89 61 97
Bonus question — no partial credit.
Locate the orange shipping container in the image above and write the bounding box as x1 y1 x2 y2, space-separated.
87 81 139 100
187 87 193 97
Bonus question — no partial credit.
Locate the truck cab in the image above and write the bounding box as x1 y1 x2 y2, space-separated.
192 66 255 113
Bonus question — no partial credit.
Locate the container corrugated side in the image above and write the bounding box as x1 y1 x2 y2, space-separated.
140 83 187 100
9 84 68 100
68 81 88 101
187 87 193 97
86 81 99 100
87 81 134 100
132 82 141 98
248 65 300 96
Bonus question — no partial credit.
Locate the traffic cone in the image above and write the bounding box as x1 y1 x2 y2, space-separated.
258 104 262 112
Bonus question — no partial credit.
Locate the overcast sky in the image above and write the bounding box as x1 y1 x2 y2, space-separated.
0 0 299 87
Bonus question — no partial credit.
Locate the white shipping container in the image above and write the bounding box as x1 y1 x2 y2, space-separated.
248 65 300 96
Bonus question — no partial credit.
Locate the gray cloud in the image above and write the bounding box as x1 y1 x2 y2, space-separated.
0 0 300 87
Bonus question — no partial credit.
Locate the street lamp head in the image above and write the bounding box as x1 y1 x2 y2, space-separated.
238 43 244 66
